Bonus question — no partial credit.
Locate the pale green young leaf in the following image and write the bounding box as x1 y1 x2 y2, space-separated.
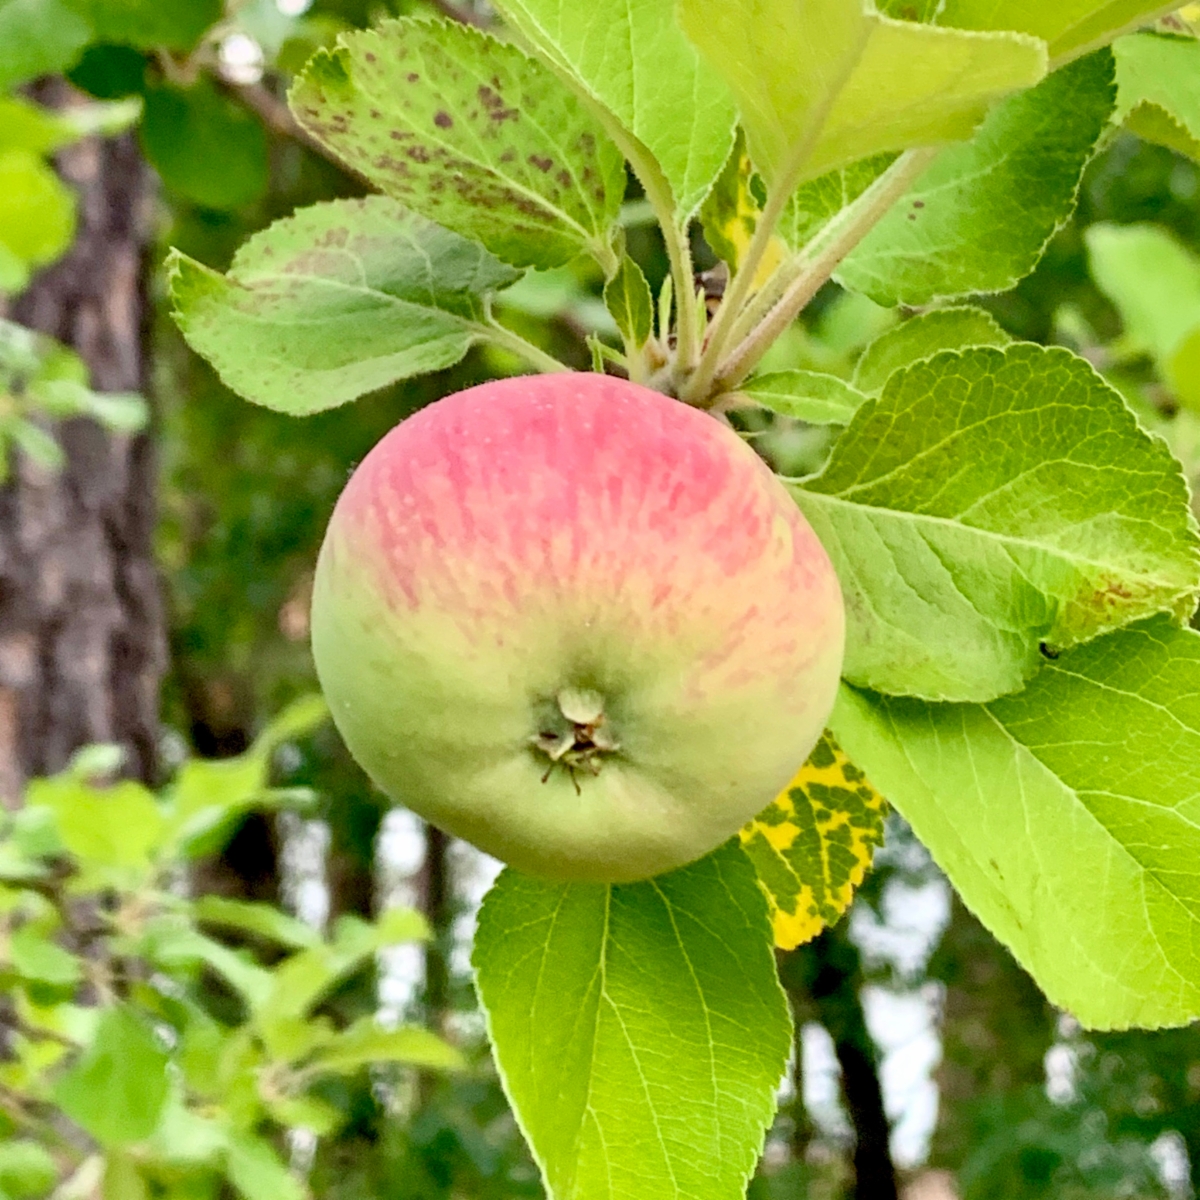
9 926 82 987
678 0 1045 194
0 0 91 90
168 197 520 415
304 1017 464 1074
839 51 1114 306
1086 222 1200 411
291 19 625 270
0 149 76 273
473 843 791 1200
0 1142 57 1200
603 255 654 350
224 1134 304 1200
930 0 1178 65
54 1006 170 1147
852 306 1011 394
1114 32 1200 162
489 0 737 218
793 343 1200 702
832 617 1200 1030
190 896 322 950
252 693 329 753
735 369 867 425
26 776 164 880
138 916 274 1009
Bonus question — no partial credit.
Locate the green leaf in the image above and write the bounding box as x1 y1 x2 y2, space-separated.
1114 32 1200 161
739 732 886 951
792 343 1200 702
734 369 867 425
831 616 1200 1029
291 19 624 271
54 1005 170 1146
489 0 737 219
62 0 220 50
252 693 329 753
473 842 791 1200
190 896 321 950
1086 222 1200 411
223 1135 304 1200
0 0 91 90
11 421 65 473
852 306 1012 394
0 1141 57 1199
303 1017 464 1074
9 926 82 987
168 197 520 415
839 51 1115 306
678 0 1045 194
140 79 268 211
0 148 76 272
27 776 164 880
138 916 274 1009
778 153 898 252
927 0 1178 65
255 910 428 1032
0 95 143 157
603 255 653 350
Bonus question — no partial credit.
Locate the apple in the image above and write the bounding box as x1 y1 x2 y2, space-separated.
310 373 844 882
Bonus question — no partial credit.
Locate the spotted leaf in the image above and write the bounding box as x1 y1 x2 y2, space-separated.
290 18 625 271
740 733 886 951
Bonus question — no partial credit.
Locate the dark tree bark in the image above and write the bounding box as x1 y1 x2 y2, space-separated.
0 81 163 800
782 928 900 1200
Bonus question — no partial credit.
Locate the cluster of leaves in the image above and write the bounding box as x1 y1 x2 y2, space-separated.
0 319 147 479
153 1 1200 1198
0 699 462 1200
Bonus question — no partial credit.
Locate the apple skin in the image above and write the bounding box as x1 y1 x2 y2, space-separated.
311 373 844 883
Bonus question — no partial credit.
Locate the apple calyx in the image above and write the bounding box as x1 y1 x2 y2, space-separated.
530 687 621 787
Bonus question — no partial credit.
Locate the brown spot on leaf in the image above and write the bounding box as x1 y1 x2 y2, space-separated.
434 111 453 129
529 154 553 172
407 72 419 82
406 145 431 163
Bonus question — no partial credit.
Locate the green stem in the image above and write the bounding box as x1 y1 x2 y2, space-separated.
711 147 939 394
481 314 573 374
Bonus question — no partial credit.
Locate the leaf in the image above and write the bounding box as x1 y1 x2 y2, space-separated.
852 306 1012 394
678 0 1045 194
778 153 898 252
223 1135 304 1200
1114 32 1200 162
473 842 791 1200
0 1142 57 1200
26 777 164 882
489 0 737 218
252 693 329 752
734 369 867 425
0 95 139 156
929 0 1178 65
700 131 790 280
739 733 886 951
140 79 267 211
168 197 521 415
303 1017 464 1074
792 343 1200 702
832 617 1200 1030
1086 222 1200 411
0 0 92 91
603 255 653 350
9 926 82 987
0 149 76 272
291 19 625 271
839 50 1115 306
54 1005 170 1147
62 0 220 50
138 916 274 1009
190 896 321 950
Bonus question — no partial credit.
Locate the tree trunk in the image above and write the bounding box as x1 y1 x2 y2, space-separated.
0 81 163 799
781 929 900 1200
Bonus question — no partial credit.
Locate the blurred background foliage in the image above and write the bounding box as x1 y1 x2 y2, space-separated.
4 1 1200 1198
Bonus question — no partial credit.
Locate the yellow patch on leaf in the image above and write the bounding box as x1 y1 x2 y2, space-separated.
739 732 887 950
700 138 789 289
